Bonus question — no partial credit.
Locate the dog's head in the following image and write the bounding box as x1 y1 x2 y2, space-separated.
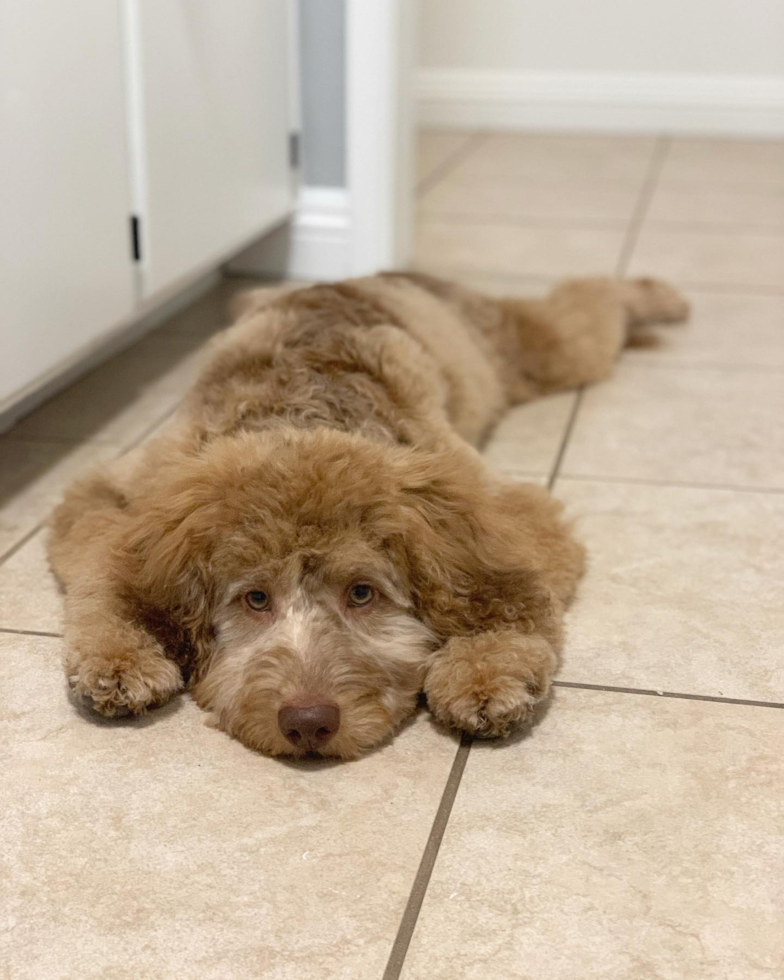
117 429 550 758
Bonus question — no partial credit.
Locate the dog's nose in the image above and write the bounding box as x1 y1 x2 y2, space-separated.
278 703 340 750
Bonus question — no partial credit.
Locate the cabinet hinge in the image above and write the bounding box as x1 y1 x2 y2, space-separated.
289 131 301 170
130 215 142 262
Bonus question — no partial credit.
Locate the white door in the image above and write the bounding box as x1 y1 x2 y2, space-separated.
0 1 136 410
129 0 293 299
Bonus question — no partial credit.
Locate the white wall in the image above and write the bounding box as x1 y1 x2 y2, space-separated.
418 0 784 134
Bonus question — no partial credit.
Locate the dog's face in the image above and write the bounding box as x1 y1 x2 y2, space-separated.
192 533 436 759
121 429 546 759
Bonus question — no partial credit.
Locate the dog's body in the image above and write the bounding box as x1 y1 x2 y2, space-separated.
49 272 688 758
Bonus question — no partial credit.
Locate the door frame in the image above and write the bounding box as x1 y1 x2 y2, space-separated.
345 0 415 275
229 0 416 282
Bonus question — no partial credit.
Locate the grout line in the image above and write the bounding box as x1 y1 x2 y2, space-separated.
615 135 671 277
555 472 784 496
416 213 628 230
662 280 784 297
641 219 784 235
417 212 784 238
411 263 784 298
652 176 784 192
417 172 648 190
619 358 784 374
0 627 64 638
382 735 472 980
553 680 784 710
416 131 488 198
0 521 45 567
119 401 182 455
547 389 584 491
418 216 784 237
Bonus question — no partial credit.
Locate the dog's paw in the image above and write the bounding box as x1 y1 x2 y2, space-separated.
424 632 555 738
628 277 691 325
68 651 183 717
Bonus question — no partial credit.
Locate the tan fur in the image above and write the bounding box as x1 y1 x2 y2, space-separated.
49 273 688 758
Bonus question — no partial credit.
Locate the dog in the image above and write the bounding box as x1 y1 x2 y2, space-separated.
49 272 688 758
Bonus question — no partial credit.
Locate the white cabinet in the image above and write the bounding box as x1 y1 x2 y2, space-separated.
0 0 136 409
1 0 293 417
130 0 293 299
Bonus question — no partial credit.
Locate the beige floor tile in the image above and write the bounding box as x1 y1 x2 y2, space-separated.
450 272 557 298
483 392 576 477
556 480 784 700
417 129 476 185
11 335 207 446
402 688 784 980
647 181 784 229
561 364 784 489
415 220 625 279
623 290 784 369
0 529 62 634
0 633 458 980
419 173 639 224
450 133 655 182
629 227 784 290
661 137 784 185
0 439 116 559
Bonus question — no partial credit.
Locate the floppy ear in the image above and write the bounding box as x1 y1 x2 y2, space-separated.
111 482 222 674
383 452 564 648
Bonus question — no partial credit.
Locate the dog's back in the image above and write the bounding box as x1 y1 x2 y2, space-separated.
185 275 509 450
182 272 688 461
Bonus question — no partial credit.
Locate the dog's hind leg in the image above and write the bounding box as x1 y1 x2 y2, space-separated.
619 276 691 328
498 276 689 399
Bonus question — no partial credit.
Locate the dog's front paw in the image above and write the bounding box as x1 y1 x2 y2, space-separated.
68 648 183 717
425 632 555 738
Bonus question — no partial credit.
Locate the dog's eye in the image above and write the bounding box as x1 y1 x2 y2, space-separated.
348 584 374 607
245 590 271 611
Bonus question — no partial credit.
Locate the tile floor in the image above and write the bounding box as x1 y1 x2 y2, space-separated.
1 130 783 979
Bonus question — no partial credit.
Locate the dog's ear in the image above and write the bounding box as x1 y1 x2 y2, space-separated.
112 480 221 668
381 452 560 643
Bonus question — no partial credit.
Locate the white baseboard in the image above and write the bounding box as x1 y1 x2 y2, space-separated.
229 187 352 282
417 70 784 136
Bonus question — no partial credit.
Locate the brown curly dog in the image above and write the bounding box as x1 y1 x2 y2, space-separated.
49 272 688 758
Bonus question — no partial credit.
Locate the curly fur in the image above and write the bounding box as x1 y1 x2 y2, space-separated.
48 273 688 758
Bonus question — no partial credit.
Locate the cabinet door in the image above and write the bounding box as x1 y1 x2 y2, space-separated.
0 1 136 410
131 0 293 299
